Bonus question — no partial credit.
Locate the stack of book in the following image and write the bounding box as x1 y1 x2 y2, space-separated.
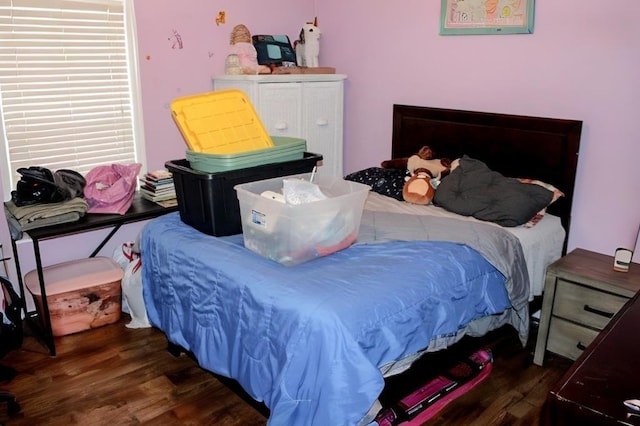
140 170 177 207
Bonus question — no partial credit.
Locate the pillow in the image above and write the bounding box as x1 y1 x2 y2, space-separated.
517 178 564 228
344 167 406 201
433 156 553 227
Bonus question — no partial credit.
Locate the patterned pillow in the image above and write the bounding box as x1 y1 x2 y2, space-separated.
344 167 407 201
517 178 564 228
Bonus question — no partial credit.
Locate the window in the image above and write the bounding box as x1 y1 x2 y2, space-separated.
0 0 144 198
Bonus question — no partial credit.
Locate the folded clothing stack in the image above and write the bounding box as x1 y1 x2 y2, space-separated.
4 197 89 240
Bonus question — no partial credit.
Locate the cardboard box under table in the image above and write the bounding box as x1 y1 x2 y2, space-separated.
235 174 370 266
25 257 124 337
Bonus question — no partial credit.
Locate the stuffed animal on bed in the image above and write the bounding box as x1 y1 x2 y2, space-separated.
403 167 435 205
380 145 431 170
381 146 452 205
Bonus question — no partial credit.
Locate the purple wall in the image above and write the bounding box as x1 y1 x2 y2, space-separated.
1 0 639 286
134 0 315 171
317 0 640 256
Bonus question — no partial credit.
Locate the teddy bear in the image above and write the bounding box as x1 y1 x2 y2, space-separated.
380 145 432 170
381 145 452 205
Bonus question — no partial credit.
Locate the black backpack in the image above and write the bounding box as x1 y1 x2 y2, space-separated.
0 277 23 359
10 166 86 207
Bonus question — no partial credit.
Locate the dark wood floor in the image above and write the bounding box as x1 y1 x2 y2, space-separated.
0 315 571 425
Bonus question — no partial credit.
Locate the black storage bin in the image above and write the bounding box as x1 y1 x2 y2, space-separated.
166 152 322 236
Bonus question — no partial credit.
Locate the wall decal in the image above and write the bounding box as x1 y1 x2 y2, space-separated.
216 11 226 26
168 29 183 49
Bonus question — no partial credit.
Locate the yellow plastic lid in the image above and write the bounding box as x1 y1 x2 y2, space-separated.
171 89 274 154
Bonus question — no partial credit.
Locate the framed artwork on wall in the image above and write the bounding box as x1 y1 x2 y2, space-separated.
440 0 535 35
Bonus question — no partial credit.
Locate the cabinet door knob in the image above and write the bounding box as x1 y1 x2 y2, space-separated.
274 122 288 131
316 118 329 126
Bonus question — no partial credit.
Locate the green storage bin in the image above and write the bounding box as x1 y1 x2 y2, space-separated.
186 136 307 173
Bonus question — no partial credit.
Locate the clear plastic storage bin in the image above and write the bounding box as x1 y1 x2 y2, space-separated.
235 174 370 266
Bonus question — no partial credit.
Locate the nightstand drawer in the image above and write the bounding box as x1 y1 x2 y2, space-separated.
553 279 629 330
547 317 599 361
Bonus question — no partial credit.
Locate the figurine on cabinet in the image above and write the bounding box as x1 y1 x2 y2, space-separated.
227 24 271 75
295 17 320 68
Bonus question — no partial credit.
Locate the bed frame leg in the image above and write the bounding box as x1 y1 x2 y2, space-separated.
166 341 185 357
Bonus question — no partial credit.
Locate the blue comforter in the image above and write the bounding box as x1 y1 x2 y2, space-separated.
141 213 510 426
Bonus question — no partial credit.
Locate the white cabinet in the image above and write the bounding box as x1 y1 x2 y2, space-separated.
212 74 346 177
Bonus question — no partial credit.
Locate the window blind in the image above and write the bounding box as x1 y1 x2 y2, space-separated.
0 0 138 190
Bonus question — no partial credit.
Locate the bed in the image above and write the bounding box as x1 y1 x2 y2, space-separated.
140 105 582 426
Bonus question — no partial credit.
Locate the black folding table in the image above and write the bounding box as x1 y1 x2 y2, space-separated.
9 193 177 356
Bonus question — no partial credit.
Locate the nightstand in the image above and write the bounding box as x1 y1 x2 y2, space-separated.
533 248 640 366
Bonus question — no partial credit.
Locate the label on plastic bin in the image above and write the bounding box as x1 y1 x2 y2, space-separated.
251 209 267 227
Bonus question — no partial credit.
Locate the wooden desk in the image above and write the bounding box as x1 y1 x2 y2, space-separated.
544 290 640 425
10 193 177 356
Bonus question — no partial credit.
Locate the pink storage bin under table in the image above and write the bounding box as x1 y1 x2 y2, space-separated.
25 257 124 337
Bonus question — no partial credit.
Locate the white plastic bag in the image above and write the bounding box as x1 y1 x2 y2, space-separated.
121 258 150 329
112 240 150 328
112 242 138 315
112 241 138 269
282 178 327 205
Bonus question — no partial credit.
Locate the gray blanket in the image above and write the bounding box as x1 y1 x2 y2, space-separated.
356 210 531 340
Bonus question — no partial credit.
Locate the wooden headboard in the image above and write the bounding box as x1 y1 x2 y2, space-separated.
391 105 582 241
